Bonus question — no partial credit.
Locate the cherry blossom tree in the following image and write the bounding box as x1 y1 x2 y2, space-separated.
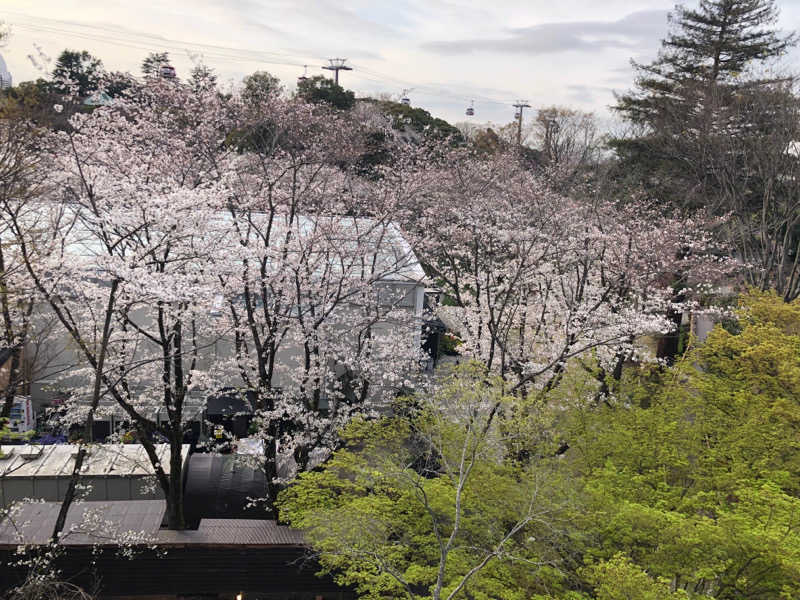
4 74 427 521
2 79 235 529
406 147 731 395
217 94 426 500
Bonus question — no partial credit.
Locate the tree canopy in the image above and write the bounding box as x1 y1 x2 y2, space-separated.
611 0 800 301
296 75 356 110
51 49 103 97
280 291 800 599
615 0 795 127
242 70 283 104
562 290 800 598
141 51 170 78
279 365 571 600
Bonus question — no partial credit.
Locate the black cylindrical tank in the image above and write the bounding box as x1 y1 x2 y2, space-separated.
183 453 268 528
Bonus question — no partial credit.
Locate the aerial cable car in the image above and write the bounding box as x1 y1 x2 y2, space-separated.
160 64 177 79
465 100 475 117
400 88 412 106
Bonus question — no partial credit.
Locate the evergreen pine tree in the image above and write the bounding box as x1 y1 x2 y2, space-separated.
617 0 794 126
610 0 796 212
52 49 103 98
610 0 800 328
141 52 170 78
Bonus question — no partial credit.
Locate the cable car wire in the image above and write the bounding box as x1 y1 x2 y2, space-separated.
2 10 530 117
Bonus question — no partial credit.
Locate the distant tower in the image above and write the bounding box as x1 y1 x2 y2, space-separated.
322 58 352 86
0 53 12 89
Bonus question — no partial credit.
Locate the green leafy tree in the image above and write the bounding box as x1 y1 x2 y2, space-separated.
564 290 800 598
1 79 59 125
279 364 573 600
351 99 463 176
582 554 691 600
51 49 103 97
242 70 283 104
371 99 462 140
296 75 355 110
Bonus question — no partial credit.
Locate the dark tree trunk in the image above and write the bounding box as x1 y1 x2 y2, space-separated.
51 280 119 542
166 432 186 530
1 348 23 420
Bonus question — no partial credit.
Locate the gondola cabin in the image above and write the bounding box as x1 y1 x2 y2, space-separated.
160 64 177 79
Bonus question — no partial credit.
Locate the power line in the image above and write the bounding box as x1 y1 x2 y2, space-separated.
2 11 535 119
9 22 310 69
2 15 319 71
354 64 512 107
0 9 313 63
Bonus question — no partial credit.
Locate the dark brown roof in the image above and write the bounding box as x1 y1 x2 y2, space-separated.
156 518 305 546
1 499 306 549
62 500 166 545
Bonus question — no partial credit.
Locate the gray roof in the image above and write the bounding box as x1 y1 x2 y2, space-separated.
0 501 58 545
34 203 426 285
0 499 165 546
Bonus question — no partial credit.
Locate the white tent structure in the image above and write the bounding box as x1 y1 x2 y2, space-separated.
0 443 189 507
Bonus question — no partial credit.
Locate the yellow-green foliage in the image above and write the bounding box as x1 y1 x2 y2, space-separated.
278 294 800 599
739 289 800 335
582 554 692 600
565 291 800 599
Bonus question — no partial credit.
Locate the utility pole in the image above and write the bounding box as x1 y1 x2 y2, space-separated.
543 116 560 163
322 58 352 86
512 100 531 149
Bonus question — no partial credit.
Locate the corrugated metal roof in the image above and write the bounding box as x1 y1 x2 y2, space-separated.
0 444 189 478
0 500 166 546
156 519 305 546
1 500 305 548
61 500 165 545
200 519 305 545
0 501 58 545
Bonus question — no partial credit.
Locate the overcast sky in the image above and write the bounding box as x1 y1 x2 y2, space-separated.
1 0 799 126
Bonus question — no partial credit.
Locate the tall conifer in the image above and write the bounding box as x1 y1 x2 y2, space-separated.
616 0 795 127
